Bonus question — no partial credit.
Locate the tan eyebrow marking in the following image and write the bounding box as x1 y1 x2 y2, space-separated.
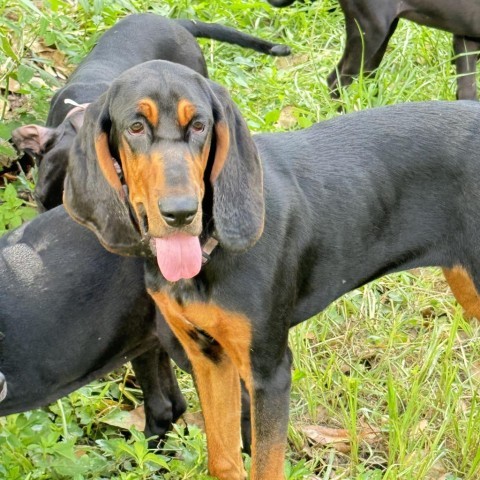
137 98 159 126
177 98 197 127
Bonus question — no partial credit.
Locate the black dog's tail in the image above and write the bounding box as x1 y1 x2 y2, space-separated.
176 19 290 56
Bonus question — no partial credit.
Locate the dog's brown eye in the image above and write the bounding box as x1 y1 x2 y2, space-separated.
128 122 144 134
191 121 205 133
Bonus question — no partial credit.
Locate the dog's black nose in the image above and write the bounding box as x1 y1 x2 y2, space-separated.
159 197 198 227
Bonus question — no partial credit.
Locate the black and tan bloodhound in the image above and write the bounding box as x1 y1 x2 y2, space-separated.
64 59 480 479
12 13 289 211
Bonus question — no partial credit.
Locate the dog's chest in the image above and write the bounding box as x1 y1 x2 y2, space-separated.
148 283 253 372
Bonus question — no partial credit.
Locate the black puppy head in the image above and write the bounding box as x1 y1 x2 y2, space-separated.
63 60 265 258
12 110 85 211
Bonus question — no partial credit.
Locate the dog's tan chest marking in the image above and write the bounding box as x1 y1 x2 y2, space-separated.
150 290 253 377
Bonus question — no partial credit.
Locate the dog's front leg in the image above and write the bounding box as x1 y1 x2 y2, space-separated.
247 346 292 480
150 290 247 480
189 346 244 479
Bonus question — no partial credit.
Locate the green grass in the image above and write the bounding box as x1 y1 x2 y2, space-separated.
1 0 479 478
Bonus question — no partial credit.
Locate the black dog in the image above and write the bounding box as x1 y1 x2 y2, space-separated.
268 0 480 100
12 13 289 211
0 206 188 443
63 59 480 479
7 11 271 449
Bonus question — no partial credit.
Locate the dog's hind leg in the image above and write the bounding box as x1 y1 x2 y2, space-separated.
131 346 187 445
364 19 399 71
453 35 480 100
443 266 480 319
328 1 398 98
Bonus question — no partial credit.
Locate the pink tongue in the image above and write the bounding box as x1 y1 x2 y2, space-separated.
155 234 202 282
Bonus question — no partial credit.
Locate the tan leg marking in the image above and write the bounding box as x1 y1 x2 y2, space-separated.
150 291 252 480
443 266 480 319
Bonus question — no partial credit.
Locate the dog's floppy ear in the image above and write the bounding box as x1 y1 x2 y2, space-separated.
63 92 144 256
207 81 265 252
11 124 57 158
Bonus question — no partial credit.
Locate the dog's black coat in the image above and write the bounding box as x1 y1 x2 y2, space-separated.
6 13 279 446
0 206 187 441
61 59 480 478
268 0 480 100
11 13 289 211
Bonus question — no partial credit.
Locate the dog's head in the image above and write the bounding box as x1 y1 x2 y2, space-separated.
64 60 265 280
11 107 86 211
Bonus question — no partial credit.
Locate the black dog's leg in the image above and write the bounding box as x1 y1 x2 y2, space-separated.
131 346 187 446
328 1 398 98
157 313 253 453
249 348 292 479
453 35 480 100
364 18 399 71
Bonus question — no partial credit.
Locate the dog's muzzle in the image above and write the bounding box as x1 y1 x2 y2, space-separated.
0 372 7 402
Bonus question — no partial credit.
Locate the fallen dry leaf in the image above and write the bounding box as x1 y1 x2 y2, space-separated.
425 457 448 479
276 53 309 70
301 425 351 453
358 422 383 444
305 331 317 341
412 419 428 436
314 405 331 425
100 405 146 431
276 106 298 129
75 448 88 458
178 411 205 432
301 423 382 453
1 78 20 93
31 40 74 77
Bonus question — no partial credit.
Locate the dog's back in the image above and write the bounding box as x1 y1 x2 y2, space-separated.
0 207 155 414
47 14 208 125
